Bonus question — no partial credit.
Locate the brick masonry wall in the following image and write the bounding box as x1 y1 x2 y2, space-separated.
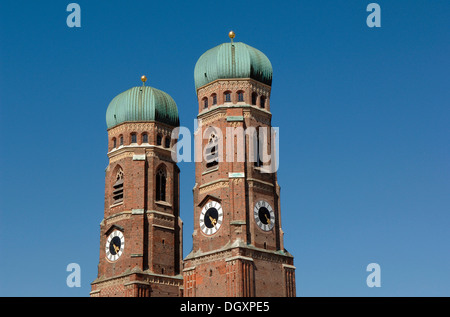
93 78 295 297
92 121 182 297
183 78 296 297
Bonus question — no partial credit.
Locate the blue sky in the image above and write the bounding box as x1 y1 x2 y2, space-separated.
0 0 449 297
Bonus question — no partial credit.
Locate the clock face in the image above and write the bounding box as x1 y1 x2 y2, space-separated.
105 230 124 262
254 200 275 231
200 201 223 236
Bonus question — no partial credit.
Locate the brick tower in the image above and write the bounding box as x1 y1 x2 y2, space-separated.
91 76 183 297
183 32 296 297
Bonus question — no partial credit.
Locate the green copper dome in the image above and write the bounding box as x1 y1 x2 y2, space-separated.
106 86 180 129
194 42 273 90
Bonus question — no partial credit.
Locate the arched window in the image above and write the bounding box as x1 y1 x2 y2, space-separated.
224 91 231 103
119 135 124 146
164 136 171 149
157 134 162 146
156 168 167 201
112 168 124 203
203 97 208 109
260 96 266 109
237 91 244 102
112 137 117 149
251 92 257 105
142 133 148 143
131 133 137 144
212 94 217 105
206 133 219 169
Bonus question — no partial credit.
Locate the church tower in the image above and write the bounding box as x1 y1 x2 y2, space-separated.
183 33 296 297
91 76 184 297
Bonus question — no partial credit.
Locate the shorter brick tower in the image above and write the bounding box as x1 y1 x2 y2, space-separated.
91 76 183 297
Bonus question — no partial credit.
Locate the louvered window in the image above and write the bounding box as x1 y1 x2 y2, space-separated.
206 133 219 169
113 169 124 203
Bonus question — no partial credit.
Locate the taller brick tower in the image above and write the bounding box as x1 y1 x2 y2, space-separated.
183 32 296 297
91 77 183 297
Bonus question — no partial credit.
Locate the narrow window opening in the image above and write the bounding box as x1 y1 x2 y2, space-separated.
224 92 231 102
165 137 171 149
206 133 219 168
157 134 162 146
237 91 244 102
254 129 263 167
260 96 266 108
156 168 167 201
112 169 124 203
131 133 137 144
142 133 148 143
252 93 257 105
212 94 217 105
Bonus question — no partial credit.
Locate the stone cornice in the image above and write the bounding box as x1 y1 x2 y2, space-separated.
91 270 183 287
198 179 229 195
183 239 293 267
107 144 175 159
198 104 272 122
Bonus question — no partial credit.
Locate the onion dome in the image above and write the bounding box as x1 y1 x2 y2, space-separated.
194 32 273 90
106 76 179 129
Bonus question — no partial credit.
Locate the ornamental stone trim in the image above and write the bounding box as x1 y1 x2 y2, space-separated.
198 179 229 194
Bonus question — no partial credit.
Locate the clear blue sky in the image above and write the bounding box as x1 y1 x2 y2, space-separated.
0 0 449 297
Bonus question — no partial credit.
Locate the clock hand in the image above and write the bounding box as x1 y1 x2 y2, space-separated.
265 214 271 224
113 243 120 254
209 216 217 226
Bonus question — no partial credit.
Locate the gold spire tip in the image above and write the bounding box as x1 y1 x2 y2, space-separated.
228 30 235 39
141 75 147 86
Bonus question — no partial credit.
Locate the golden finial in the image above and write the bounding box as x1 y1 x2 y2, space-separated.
141 75 147 86
229 30 235 44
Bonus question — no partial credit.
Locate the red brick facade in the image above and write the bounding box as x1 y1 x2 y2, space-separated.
91 75 295 297
90 121 183 297
182 78 296 297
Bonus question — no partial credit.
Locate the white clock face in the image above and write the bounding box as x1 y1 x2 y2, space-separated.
105 230 125 262
254 200 275 231
200 201 223 236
